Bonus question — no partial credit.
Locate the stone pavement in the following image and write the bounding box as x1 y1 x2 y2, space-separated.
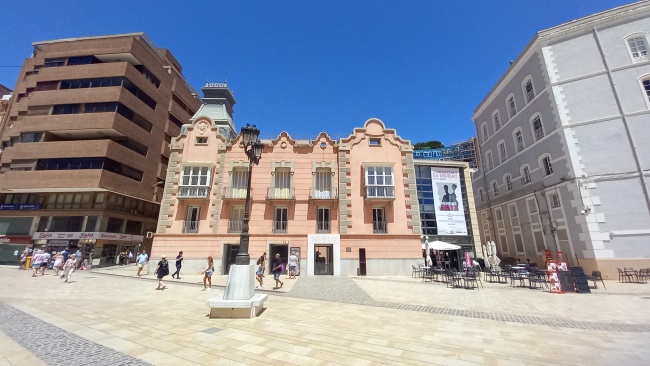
1 266 649 365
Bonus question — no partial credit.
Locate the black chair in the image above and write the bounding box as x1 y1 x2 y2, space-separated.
637 268 649 284
586 270 606 289
464 270 482 290
528 271 548 290
447 271 464 288
412 265 422 278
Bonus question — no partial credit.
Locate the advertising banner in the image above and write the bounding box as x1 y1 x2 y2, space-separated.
32 232 144 242
430 167 468 235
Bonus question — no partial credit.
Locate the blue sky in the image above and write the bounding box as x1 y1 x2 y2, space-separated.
0 0 635 143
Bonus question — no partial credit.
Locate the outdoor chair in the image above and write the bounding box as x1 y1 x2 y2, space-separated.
624 267 639 282
446 271 464 288
528 271 548 290
637 268 649 284
484 268 497 283
464 270 482 290
617 268 631 283
585 270 606 289
412 265 422 278
509 270 524 287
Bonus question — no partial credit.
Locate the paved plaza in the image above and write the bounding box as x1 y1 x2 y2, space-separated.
1 266 649 365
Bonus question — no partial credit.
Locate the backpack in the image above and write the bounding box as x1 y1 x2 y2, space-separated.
256 258 261 265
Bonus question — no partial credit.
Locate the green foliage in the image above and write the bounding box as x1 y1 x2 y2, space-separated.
413 140 444 150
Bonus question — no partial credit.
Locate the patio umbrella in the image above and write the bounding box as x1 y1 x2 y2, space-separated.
490 241 501 268
428 241 461 251
421 239 432 266
483 243 492 268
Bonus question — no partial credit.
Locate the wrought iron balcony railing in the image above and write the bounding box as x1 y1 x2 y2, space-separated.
182 221 199 233
266 187 295 200
316 221 331 233
373 221 387 234
227 220 244 233
273 220 288 233
309 187 338 200
222 186 250 200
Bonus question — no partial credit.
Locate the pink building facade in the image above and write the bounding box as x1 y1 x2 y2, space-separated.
152 84 479 275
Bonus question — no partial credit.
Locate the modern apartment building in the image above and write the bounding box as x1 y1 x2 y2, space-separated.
472 2 650 278
0 33 201 265
412 138 478 168
151 83 481 275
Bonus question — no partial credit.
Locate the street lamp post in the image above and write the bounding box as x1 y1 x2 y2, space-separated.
235 124 264 265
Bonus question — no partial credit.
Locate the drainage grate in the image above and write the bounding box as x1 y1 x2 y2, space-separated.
201 327 222 334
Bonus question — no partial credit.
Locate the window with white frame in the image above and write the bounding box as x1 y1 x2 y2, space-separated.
273 168 292 199
513 128 525 153
642 78 650 103
541 156 553 176
485 151 494 171
495 207 503 221
549 192 561 208
481 122 489 143
314 168 333 198
479 188 484 202
627 34 648 62
507 95 517 118
492 110 501 131
523 77 535 103
229 168 248 198
509 204 518 218
531 115 544 141
527 199 538 214
505 174 512 191
521 165 531 185
273 206 288 233
498 141 507 163
181 166 210 186
365 166 394 198
372 207 387 233
492 181 499 196
228 206 244 233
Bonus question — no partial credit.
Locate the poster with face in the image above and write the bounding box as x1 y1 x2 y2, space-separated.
430 167 468 235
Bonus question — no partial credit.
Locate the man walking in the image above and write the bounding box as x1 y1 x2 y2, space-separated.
288 251 299 279
171 251 183 279
136 250 149 276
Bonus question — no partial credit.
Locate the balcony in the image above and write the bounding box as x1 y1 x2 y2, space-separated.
266 187 295 200
316 221 331 234
227 220 243 233
309 187 338 201
222 186 250 200
273 221 288 233
178 186 209 199
373 221 387 234
365 185 395 201
182 221 199 233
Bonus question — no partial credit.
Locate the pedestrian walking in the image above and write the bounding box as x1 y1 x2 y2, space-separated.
19 250 27 270
171 251 183 279
154 255 169 290
118 251 126 266
136 250 149 276
256 252 266 289
62 254 76 283
288 251 299 279
127 250 133 265
201 256 214 291
271 253 284 290
39 251 51 276
31 250 44 277
53 251 64 276
61 248 69 263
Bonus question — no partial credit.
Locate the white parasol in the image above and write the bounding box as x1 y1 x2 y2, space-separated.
490 241 501 268
428 240 461 251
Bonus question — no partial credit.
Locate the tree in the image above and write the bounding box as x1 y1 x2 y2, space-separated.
413 140 444 150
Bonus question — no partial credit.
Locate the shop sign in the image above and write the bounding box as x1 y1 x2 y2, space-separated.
0 204 41 210
32 232 144 242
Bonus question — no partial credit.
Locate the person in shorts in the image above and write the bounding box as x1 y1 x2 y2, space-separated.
271 253 284 290
136 250 149 276
39 251 51 275
31 250 44 277
255 252 266 289
288 251 299 279
201 256 214 291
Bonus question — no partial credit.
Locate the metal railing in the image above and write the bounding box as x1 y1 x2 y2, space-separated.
316 221 331 233
227 220 243 233
273 221 288 233
365 185 395 199
266 187 295 200
178 186 209 199
310 187 338 200
373 221 387 234
222 186 249 199
182 221 199 233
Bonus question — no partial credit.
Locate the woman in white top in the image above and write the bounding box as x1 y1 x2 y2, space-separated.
62 254 76 283
52 251 64 276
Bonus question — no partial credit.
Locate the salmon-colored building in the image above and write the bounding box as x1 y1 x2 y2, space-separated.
152 83 481 275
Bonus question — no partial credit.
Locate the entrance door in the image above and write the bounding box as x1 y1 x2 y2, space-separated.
268 244 288 274
223 244 240 274
314 244 333 275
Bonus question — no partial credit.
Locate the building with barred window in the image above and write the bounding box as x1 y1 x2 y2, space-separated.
152 84 481 275
0 33 201 264
472 2 650 278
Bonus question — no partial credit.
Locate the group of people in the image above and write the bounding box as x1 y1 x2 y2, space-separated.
20 246 79 283
118 250 134 266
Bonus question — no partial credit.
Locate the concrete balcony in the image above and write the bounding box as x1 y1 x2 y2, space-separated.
178 186 209 199
365 186 395 201
266 187 295 200
272 221 288 234
222 186 250 200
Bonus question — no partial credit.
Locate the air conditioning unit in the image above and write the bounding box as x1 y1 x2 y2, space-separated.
145 232 154 239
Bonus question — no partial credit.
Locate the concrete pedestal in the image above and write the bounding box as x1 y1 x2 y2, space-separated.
206 264 267 319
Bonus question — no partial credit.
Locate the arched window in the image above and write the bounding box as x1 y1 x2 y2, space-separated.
640 75 650 106
626 33 649 63
521 165 531 185
530 113 545 141
481 122 489 143
540 155 553 176
491 181 499 196
497 140 507 163
504 174 512 191
513 128 525 153
485 150 494 171
492 110 501 131
522 76 535 104
507 94 517 119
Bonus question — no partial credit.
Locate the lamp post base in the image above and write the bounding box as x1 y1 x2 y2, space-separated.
206 264 267 319
223 264 256 300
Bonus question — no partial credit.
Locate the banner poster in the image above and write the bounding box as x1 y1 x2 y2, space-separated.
430 167 468 235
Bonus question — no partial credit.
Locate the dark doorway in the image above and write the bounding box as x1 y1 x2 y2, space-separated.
223 244 240 274
269 244 288 274
314 244 333 275
359 248 367 276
